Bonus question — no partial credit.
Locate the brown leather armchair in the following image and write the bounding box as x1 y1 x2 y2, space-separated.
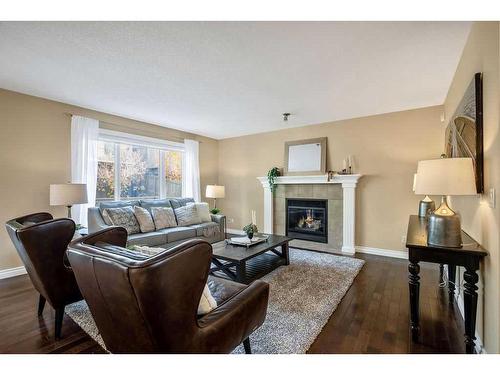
5 212 83 338
67 227 270 353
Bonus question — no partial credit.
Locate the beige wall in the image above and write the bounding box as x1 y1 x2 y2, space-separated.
0 89 218 271
218 106 444 251
443 21 500 354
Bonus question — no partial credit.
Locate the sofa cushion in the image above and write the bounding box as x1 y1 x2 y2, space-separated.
169 198 195 209
191 222 220 237
134 206 155 233
104 207 140 235
151 207 177 230
99 200 140 225
174 204 201 226
127 231 167 247
160 227 196 242
139 199 172 213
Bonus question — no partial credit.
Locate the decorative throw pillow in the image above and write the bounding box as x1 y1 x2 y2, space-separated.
188 202 211 222
151 207 177 230
133 206 156 233
174 204 202 226
99 200 140 225
101 209 113 225
198 284 218 315
103 206 140 235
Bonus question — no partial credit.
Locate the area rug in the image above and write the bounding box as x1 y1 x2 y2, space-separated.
66 248 364 354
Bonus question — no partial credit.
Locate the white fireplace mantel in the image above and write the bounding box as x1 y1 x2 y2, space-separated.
257 174 362 254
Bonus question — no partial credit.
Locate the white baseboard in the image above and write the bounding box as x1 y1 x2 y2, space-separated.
355 246 408 260
0 266 27 280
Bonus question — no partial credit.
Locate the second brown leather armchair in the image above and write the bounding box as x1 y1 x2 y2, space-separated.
5 212 83 339
67 227 270 353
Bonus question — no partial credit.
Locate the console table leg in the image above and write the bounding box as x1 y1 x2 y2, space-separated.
448 265 456 304
408 261 420 341
463 268 479 354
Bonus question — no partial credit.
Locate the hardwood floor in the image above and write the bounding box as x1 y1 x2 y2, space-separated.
308 253 465 354
0 252 465 354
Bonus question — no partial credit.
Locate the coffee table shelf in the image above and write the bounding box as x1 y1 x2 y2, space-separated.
210 234 291 284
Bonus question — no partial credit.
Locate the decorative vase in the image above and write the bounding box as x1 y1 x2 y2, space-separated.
247 232 254 240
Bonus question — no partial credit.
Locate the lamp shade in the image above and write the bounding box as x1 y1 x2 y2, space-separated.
205 185 225 199
414 158 476 196
50 183 88 206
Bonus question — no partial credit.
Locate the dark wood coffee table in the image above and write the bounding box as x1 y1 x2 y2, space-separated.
210 234 291 284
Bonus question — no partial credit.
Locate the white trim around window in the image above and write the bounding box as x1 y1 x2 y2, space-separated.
97 129 185 201
98 129 185 152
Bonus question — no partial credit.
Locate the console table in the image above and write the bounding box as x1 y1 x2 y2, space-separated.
405 215 487 354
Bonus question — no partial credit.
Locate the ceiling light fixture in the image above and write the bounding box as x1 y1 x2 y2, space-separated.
283 113 291 122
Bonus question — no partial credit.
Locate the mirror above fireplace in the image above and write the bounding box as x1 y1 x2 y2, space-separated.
284 137 327 175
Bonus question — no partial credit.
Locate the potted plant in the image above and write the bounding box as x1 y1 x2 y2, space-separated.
210 207 221 215
267 167 281 193
242 223 258 240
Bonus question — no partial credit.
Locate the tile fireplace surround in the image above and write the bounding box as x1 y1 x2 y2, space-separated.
257 175 362 254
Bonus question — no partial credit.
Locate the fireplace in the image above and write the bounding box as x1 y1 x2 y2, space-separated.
286 198 328 243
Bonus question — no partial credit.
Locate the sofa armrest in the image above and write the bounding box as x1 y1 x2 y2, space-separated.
210 214 226 241
88 207 113 234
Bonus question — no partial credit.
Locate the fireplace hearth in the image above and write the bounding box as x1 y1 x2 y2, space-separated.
286 198 328 243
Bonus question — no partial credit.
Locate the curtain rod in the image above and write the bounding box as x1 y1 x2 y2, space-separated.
64 112 202 143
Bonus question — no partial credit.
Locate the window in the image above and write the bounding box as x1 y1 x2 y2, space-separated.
164 150 183 197
96 130 184 202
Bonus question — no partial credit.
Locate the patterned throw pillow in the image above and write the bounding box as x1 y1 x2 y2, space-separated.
151 207 177 230
133 206 156 233
101 210 113 225
103 206 141 235
174 204 202 226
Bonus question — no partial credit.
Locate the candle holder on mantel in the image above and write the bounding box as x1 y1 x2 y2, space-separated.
339 155 355 175
327 156 356 180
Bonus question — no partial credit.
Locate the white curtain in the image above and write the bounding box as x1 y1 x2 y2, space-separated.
71 115 99 225
183 139 201 202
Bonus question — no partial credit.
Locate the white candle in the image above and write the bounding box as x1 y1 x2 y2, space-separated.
343 158 347 170
251 210 256 225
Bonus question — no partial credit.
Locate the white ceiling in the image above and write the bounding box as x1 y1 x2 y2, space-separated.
0 22 470 139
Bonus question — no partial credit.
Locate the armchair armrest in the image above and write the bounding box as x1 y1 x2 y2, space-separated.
75 226 128 248
198 280 269 344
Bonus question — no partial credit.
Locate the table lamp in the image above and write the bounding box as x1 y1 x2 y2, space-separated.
414 157 476 248
205 185 225 210
413 173 435 217
50 183 88 219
